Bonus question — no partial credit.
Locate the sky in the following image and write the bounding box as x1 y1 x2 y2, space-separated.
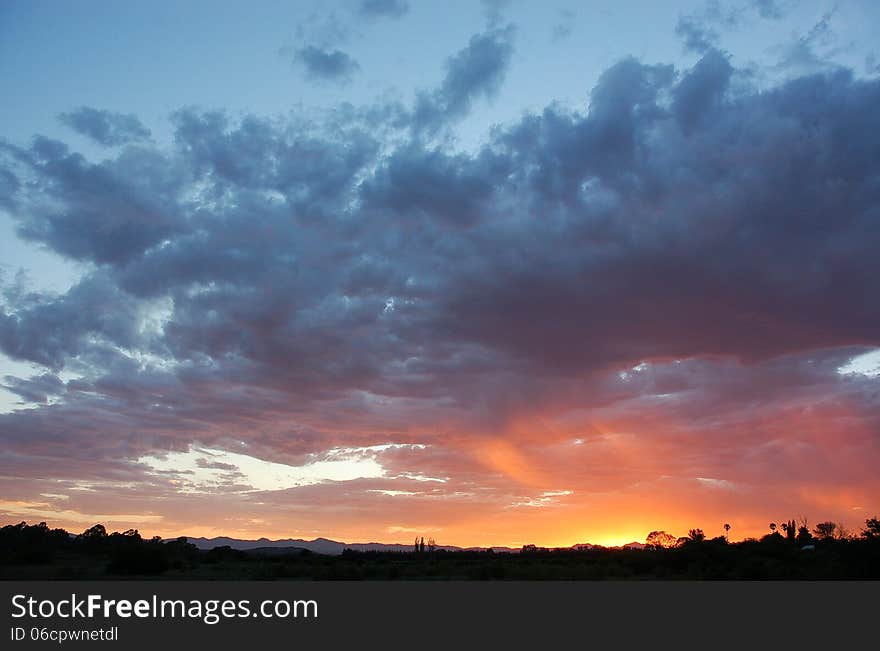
1 0 879 547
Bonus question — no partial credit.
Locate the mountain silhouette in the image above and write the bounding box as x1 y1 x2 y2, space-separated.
180 535 521 555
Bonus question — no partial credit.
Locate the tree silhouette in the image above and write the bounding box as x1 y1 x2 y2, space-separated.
79 524 107 540
687 528 705 542
723 523 731 541
781 519 797 541
813 522 837 541
769 523 777 534
645 531 679 549
862 517 880 540
796 525 813 545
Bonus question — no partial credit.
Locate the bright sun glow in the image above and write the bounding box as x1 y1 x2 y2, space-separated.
138 444 425 493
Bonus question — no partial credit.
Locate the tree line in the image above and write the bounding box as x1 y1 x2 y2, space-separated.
2 517 879 579
643 516 880 549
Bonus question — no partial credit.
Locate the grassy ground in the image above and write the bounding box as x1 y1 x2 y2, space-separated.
4 541 880 580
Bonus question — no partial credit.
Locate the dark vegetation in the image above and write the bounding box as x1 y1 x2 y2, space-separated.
2 518 879 580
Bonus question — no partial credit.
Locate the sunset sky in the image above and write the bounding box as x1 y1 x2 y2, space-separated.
1 0 879 548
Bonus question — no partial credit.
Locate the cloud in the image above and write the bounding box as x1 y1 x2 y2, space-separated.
0 500 163 526
360 144 503 227
676 0 790 54
411 26 515 134
0 273 159 369
675 15 720 54
1 137 186 265
774 8 841 75
1 372 65 404
294 46 361 83
672 48 733 132
58 107 151 146
357 0 409 19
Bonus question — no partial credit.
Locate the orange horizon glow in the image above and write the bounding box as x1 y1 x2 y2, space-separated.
3 506 874 550
2 390 877 551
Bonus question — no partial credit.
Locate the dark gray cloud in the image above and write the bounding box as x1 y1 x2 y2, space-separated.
357 0 409 19
361 145 506 227
294 46 361 83
58 107 151 146
1 373 65 404
1 136 187 265
0 273 155 370
672 48 732 132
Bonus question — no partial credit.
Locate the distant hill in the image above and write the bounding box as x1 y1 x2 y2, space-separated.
180 536 522 555
622 542 647 550
178 535 645 555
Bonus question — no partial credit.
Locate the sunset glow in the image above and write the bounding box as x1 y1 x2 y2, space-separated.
1 0 879 550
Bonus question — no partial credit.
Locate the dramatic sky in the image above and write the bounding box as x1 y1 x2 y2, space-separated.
1 0 879 547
